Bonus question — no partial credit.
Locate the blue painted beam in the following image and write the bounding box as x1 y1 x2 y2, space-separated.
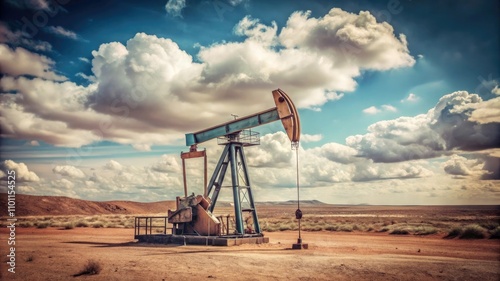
186 108 279 146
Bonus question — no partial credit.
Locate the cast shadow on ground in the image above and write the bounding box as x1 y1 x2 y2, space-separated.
63 240 293 254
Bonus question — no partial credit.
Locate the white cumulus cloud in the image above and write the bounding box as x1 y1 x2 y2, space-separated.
0 44 66 80
468 97 500 124
165 0 185 17
0 8 417 149
401 93 419 103
363 106 380 114
0 160 40 182
104 160 123 171
348 91 500 163
442 154 484 177
279 8 415 71
363 104 397 114
151 154 181 173
382 104 397 112
301 134 323 143
493 85 500 96
53 165 86 179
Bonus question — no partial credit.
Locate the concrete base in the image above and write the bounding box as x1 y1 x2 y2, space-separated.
135 234 269 246
292 243 308 249
291 238 308 250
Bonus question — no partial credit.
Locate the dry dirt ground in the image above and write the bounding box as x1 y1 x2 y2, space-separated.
1 227 499 281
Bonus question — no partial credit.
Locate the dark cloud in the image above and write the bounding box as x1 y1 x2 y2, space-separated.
481 156 500 180
433 101 500 151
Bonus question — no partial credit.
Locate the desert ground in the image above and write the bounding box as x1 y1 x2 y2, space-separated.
1 226 499 281
1 196 499 280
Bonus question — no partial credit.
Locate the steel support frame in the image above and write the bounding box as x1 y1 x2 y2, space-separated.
207 142 261 235
181 149 207 197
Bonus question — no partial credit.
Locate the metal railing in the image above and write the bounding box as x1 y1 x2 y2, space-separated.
217 129 260 146
134 216 171 236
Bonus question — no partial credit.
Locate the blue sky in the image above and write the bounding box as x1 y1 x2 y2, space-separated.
0 0 499 204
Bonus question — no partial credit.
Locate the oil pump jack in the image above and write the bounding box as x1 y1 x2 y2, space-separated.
167 89 300 240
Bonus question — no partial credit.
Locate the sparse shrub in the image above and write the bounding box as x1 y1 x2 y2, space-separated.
480 221 500 230
75 221 89 227
339 224 353 232
445 227 462 239
278 223 294 231
414 226 438 236
264 226 277 232
92 222 104 228
64 222 74 230
489 226 500 239
303 225 323 231
36 221 51 229
259 221 270 231
74 259 102 277
378 227 390 232
325 225 338 231
26 255 34 262
106 223 119 228
85 216 99 222
122 222 134 228
459 224 486 239
390 228 410 235
352 224 366 231
109 215 121 221
19 221 34 228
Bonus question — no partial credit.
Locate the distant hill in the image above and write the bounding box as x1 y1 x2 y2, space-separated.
0 194 328 217
256 200 327 206
0 194 175 217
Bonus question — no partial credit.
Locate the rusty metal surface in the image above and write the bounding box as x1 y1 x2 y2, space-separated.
168 207 193 223
192 204 221 236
